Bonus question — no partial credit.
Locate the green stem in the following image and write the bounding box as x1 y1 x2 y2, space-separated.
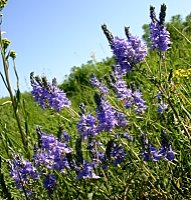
0 22 30 158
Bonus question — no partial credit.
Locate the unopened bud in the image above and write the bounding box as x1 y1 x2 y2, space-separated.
0 0 7 10
10 50 16 59
2 38 10 49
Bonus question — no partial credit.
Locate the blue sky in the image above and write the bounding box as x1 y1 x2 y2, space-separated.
0 0 191 97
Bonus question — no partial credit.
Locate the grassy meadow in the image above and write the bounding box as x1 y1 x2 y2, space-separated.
0 2 191 200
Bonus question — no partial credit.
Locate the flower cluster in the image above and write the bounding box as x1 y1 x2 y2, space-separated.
77 114 98 139
111 35 147 73
149 4 171 52
110 142 127 166
173 68 191 79
112 78 132 99
10 155 39 196
149 22 171 52
30 73 71 112
95 94 129 132
33 131 72 171
10 129 73 196
90 74 109 94
76 161 100 180
43 174 57 195
112 76 147 113
141 131 176 162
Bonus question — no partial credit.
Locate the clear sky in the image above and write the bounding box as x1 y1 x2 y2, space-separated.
0 0 191 97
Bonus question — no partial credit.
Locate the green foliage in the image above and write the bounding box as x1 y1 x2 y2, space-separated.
60 57 114 109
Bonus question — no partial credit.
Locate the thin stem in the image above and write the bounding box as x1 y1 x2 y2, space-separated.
0 19 30 158
13 58 19 89
144 58 154 76
172 25 191 45
159 52 163 81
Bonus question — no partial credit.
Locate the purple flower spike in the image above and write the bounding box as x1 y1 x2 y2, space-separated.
10 155 39 191
77 114 98 139
115 111 129 128
141 131 176 162
90 75 109 94
43 174 57 195
111 34 147 73
149 5 171 52
30 73 71 112
95 95 118 132
113 79 133 100
33 132 73 171
112 77 147 114
111 143 127 166
132 90 148 113
150 22 171 52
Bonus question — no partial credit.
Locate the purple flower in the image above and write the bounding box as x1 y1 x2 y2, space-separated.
30 73 71 112
103 140 127 166
10 155 39 191
77 114 98 139
132 90 148 113
157 145 176 161
41 133 72 154
165 145 176 161
113 78 133 108
111 34 147 73
159 130 176 161
113 79 133 100
141 131 176 162
150 22 171 51
33 132 72 171
128 35 148 63
141 132 161 162
149 5 171 52
123 90 147 113
114 111 129 128
76 161 100 180
43 174 57 195
58 132 71 143
90 75 109 94
95 95 118 132
111 143 127 166
141 143 160 162
157 103 168 113
121 133 134 141
112 65 124 79
112 77 147 113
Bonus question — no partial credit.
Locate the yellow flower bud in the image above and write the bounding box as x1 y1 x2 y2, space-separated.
10 50 16 59
0 0 8 10
2 38 10 49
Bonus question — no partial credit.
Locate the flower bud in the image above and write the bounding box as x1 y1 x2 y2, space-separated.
0 0 7 10
2 38 10 50
10 50 16 59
